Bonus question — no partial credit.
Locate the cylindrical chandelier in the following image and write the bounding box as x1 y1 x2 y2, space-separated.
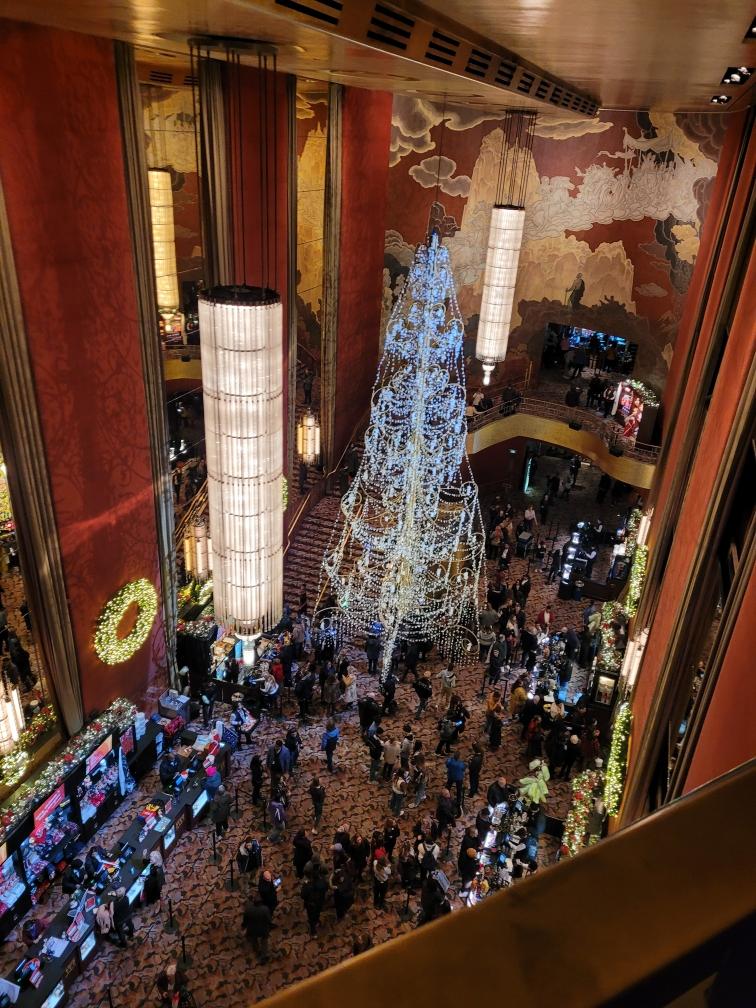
296 411 321 465
0 679 25 756
194 522 209 581
475 113 536 385
477 206 526 385
199 286 284 634
147 168 180 312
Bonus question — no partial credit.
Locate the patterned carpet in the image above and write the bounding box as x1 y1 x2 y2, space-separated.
0 459 634 1008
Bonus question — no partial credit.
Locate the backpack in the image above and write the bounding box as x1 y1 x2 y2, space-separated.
247 839 262 869
420 845 438 871
440 719 455 741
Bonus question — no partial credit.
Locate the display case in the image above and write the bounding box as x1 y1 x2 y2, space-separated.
77 926 96 968
76 736 120 840
0 848 31 940
20 788 81 905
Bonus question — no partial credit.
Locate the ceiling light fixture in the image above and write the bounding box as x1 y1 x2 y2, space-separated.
710 95 731 105
721 66 753 85
476 112 536 385
745 17 756 41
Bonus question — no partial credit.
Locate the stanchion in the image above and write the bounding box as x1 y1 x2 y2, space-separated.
230 786 241 821
209 829 220 865
164 897 178 934
225 859 239 892
107 987 115 1008
179 934 193 967
397 886 413 922
261 801 268 831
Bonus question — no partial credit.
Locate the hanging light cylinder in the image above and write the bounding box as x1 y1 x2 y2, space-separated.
476 205 526 384
199 285 283 634
147 168 180 312
194 522 209 581
0 681 25 756
475 112 535 385
296 411 321 465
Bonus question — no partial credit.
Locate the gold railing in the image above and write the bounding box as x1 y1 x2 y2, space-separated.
257 760 756 1008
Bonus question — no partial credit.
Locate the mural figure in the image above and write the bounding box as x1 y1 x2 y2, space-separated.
566 273 586 309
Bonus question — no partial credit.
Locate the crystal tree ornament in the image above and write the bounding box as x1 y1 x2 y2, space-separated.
321 234 485 672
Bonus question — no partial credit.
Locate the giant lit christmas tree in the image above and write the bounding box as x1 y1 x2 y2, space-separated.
321 234 485 673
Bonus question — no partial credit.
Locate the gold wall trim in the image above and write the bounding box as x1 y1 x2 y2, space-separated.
467 414 656 488
319 83 343 470
115 41 177 686
0 181 83 734
286 74 298 487
164 358 203 382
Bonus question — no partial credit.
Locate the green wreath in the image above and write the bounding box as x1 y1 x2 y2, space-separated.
94 579 158 664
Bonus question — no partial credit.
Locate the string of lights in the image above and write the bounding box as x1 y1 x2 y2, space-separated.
321 234 485 673
94 579 159 665
604 701 633 816
562 769 605 857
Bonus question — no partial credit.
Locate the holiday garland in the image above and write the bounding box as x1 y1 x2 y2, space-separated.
626 379 659 408
0 697 136 836
562 769 605 857
625 544 648 617
604 701 633 816
94 578 158 664
0 706 59 787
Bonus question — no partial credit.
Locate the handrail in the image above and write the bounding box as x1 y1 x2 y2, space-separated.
162 344 201 359
174 480 208 544
469 397 660 464
257 760 756 1008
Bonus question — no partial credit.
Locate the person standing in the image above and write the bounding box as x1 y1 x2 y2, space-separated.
467 744 484 799
301 868 328 936
445 751 466 812
322 718 340 773
436 788 457 847
365 635 381 675
200 680 217 727
292 829 313 879
331 866 355 921
349 833 370 882
412 671 433 719
210 785 232 838
142 852 165 910
381 737 400 784
112 888 136 947
258 869 279 920
389 771 408 817
242 894 271 962
268 793 287 843
308 776 326 831
372 855 391 910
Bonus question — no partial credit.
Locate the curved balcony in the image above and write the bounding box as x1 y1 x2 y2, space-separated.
466 398 659 489
163 345 202 383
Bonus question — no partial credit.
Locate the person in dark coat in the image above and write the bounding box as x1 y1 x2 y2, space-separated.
331 866 355 921
301 870 328 936
292 830 313 879
142 858 165 907
242 895 271 962
258 869 278 919
467 743 484 798
209 786 232 837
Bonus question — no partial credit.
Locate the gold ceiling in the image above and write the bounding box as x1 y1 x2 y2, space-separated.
0 0 754 112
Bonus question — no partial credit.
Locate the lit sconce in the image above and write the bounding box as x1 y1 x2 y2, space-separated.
296 411 321 465
148 168 180 312
183 534 195 576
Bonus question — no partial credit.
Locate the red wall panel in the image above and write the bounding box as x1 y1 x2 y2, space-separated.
233 66 291 464
335 88 393 458
633 216 756 758
0 21 165 715
684 561 756 793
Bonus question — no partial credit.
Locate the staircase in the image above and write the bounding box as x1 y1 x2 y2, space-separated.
282 494 342 609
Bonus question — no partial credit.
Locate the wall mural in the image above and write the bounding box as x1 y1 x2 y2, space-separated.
383 98 728 393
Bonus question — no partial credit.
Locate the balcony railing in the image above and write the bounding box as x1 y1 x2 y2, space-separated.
468 397 660 464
